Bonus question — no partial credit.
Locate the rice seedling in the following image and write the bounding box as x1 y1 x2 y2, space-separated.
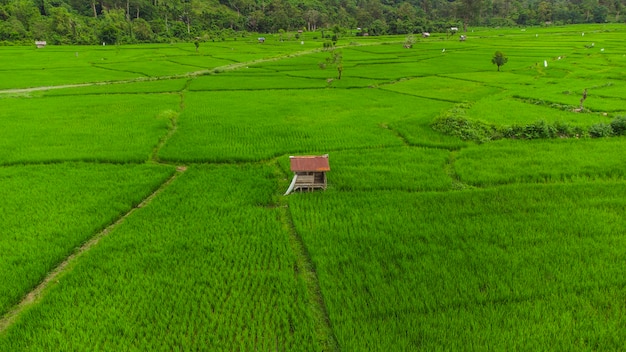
455 138 626 186
1 24 626 351
0 93 179 165
158 89 411 162
188 71 327 91
288 183 626 350
277 147 453 192
0 165 319 351
0 162 174 317
39 79 189 96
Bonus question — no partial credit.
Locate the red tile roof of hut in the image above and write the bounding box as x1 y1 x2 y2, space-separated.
290 155 330 172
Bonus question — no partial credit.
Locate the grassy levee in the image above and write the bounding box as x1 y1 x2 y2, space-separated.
0 163 175 318
0 93 179 165
288 184 626 350
0 165 320 351
39 78 190 96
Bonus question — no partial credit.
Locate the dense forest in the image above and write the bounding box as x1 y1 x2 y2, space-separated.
0 0 624 44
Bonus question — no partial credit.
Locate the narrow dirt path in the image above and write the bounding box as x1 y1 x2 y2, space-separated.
0 166 186 334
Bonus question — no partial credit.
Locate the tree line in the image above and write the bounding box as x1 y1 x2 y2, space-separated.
0 0 624 45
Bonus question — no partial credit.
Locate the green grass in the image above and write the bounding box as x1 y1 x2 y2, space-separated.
278 147 453 192
0 93 179 165
467 94 607 126
2 24 626 351
188 70 327 90
380 75 503 103
289 184 626 350
0 162 174 317
0 165 319 351
39 78 189 96
158 89 410 162
455 138 626 186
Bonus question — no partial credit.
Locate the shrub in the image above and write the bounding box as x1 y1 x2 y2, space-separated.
588 123 614 138
500 124 524 139
431 116 498 143
610 116 626 136
523 120 557 139
554 121 575 137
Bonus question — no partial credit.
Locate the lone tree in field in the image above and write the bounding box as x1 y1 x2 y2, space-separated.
491 51 508 71
404 34 416 48
319 49 343 80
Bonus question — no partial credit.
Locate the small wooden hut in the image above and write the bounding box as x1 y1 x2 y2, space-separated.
284 155 330 195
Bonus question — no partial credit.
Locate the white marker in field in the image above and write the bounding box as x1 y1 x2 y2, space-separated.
442 48 445 53
544 60 548 67
582 32 584 36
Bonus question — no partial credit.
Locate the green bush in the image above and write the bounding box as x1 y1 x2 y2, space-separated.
589 123 614 138
554 121 575 137
610 116 626 136
524 120 557 139
431 115 498 143
500 124 524 139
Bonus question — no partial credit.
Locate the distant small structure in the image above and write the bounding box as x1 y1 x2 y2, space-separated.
35 41 46 48
258 37 265 43
284 155 330 195
450 27 459 32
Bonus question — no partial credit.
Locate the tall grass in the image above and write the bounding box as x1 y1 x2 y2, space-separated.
289 184 626 350
0 162 174 317
455 138 626 186
1 24 626 351
0 93 179 164
0 165 319 351
279 147 453 192
158 89 412 162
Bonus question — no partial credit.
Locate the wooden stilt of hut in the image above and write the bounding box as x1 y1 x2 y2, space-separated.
284 155 330 195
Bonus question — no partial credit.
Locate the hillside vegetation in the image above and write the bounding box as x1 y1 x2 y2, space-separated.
0 0 624 44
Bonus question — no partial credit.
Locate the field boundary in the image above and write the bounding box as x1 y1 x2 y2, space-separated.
0 166 186 334
278 202 340 351
151 91 186 162
0 48 326 95
445 151 473 190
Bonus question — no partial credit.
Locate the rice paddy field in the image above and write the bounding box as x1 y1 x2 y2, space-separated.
1 24 626 350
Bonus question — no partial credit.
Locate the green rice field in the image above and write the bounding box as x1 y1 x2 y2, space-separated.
1 24 626 350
